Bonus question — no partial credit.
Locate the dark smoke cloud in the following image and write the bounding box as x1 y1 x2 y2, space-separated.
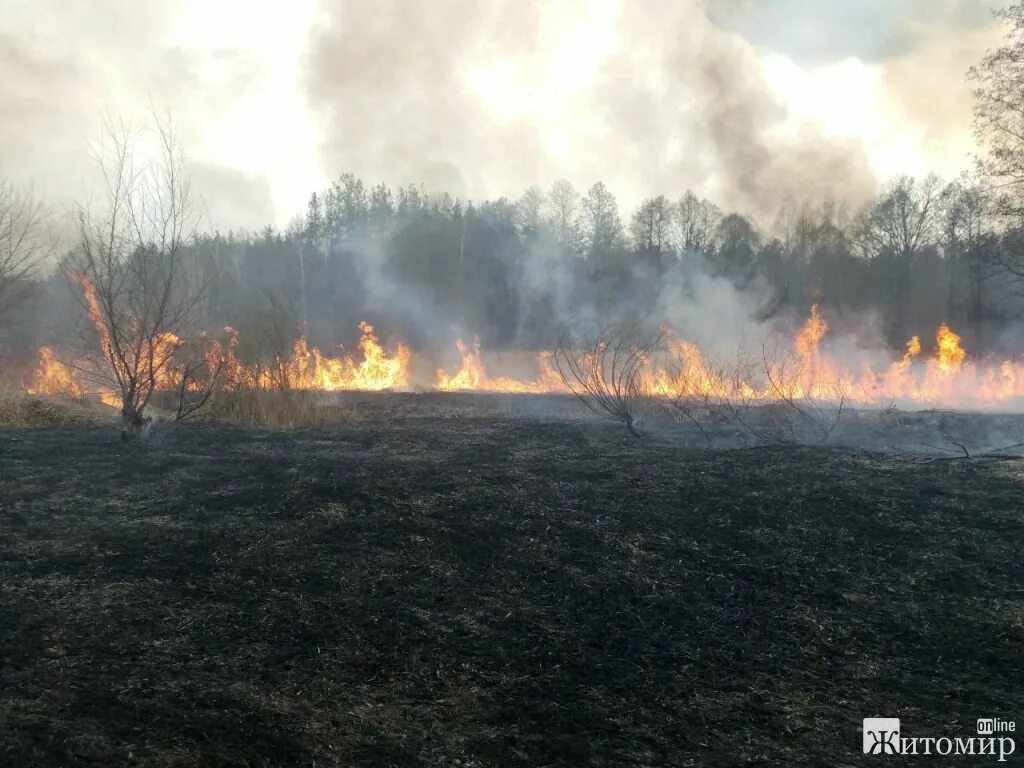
306 0 547 201
0 0 1007 229
306 0 878 220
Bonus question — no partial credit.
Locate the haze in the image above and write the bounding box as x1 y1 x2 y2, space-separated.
0 0 1004 230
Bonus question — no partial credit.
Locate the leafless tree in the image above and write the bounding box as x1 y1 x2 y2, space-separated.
758 341 847 445
516 185 545 240
69 116 214 438
163 331 232 421
853 175 943 342
965 4 1024 289
630 195 673 256
940 179 997 329
545 179 581 253
672 190 721 257
553 323 662 436
970 2 1024 218
580 182 623 258
667 364 729 448
0 181 53 323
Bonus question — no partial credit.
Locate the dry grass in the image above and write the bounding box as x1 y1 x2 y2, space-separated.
0 385 362 431
0 386 116 428
200 388 362 429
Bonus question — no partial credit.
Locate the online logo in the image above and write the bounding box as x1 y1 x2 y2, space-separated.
864 718 901 754
862 716 1016 760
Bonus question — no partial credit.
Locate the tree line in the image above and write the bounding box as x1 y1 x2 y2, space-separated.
5 1 1024 379
4 168 1024 367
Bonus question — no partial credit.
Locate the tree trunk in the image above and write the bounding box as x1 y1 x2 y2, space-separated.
120 405 151 441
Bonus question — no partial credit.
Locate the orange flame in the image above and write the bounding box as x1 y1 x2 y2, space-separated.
269 322 410 392
435 337 566 394
935 323 965 374
27 347 83 398
25 299 1024 411
795 303 828 359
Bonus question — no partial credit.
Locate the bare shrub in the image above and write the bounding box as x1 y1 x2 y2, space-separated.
553 323 663 436
666 344 748 447
668 338 848 447
147 329 235 420
758 341 847 444
68 116 215 439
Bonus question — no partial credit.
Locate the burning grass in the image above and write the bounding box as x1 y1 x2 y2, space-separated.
1 399 1021 766
22 300 1024 417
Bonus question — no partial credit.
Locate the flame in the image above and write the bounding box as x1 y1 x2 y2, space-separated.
70 271 112 360
27 347 84 397
795 303 828 359
268 322 410 392
435 337 566 394
25 292 1024 411
30 321 411 402
935 323 965 374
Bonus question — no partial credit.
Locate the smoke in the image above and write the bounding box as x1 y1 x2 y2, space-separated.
306 0 882 221
0 0 1006 228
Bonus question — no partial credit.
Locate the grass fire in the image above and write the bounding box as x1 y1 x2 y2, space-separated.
2 2 1023 766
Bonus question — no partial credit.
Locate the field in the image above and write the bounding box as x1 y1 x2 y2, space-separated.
1 394 1022 766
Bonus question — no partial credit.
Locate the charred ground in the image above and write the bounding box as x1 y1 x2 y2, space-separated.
1 394 1022 766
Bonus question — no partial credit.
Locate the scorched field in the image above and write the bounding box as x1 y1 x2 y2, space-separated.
1 394 1021 766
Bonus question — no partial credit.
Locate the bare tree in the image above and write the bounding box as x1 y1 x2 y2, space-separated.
630 195 673 256
0 181 52 323
970 2 1024 219
70 116 211 438
545 179 581 253
757 340 847 445
580 182 623 259
553 323 662 436
672 190 721 257
853 175 943 342
516 185 545 240
940 179 995 331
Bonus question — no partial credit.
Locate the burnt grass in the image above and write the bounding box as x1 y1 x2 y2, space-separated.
1 395 1022 766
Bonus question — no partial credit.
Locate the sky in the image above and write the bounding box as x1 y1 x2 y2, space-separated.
0 0 1009 231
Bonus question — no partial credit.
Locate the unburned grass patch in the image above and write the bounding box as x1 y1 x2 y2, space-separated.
0 388 115 428
201 388 363 429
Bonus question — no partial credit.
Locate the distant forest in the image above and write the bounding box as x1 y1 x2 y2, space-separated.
8 3 1024 370
6 170 1024 368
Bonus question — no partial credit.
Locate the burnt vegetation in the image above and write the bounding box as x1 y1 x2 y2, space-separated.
1 403 1022 766
5 4 1024 767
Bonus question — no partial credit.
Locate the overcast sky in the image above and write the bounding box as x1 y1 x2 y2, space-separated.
0 0 1007 231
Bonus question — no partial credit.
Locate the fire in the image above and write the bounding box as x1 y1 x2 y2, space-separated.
936 323 965 374
30 321 412 403
267 322 410 392
24 286 1024 411
435 337 566 394
27 347 84 398
70 271 112 361
795 304 828 359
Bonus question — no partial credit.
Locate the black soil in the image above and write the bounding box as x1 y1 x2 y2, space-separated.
1 399 1022 766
